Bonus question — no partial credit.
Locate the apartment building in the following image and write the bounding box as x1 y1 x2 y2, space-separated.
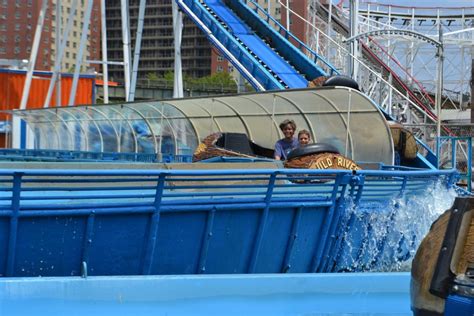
105 0 212 82
0 0 101 72
51 0 101 72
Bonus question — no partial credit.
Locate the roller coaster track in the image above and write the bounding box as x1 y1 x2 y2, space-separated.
310 1 454 136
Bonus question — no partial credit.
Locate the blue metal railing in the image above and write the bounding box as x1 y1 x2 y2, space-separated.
240 0 339 77
437 136 472 192
0 149 192 163
0 167 456 277
177 0 284 91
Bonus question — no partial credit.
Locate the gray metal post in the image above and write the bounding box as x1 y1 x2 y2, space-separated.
68 0 93 106
470 59 473 123
172 0 183 98
129 0 147 102
100 0 109 104
435 25 444 144
348 0 359 80
121 0 132 101
55 1 61 106
44 0 78 108
19 0 48 110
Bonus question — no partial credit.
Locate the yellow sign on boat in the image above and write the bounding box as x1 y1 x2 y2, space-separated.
308 153 361 171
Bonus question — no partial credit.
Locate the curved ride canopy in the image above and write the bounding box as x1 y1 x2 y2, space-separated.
12 87 394 165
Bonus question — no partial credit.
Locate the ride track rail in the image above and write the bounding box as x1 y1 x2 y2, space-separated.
0 167 457 277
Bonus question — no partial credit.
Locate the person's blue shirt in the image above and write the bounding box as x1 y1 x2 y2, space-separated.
274 138 298 160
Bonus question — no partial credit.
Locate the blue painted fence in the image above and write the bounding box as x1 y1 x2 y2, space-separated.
0 168 457 277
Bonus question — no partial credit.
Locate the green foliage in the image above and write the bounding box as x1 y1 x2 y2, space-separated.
145 72 159 81
188 72 237 89
145 71 238 91
163 71 174 82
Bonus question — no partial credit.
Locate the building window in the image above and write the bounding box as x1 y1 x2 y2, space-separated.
15 12 20 19
14 47 20 54
27 12 32 19
15 35 20 42
15 24 20 31
73 42 76 48
217 65 223 72
44 48 48 54
0 47 5 54
66 52 69 58
228 65 234 72
217 55 224 61
0 24 5 31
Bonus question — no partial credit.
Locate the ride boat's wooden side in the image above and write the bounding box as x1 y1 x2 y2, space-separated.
411 197 474 315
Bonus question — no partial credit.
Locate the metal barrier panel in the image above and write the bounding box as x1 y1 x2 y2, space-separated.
437 136 472 192
0 168 456 277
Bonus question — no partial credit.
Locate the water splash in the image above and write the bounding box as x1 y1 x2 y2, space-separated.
334 181 457 272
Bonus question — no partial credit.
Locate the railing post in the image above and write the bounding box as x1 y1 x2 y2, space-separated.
247 172 277 273
6 172 23 276
141 173 167 275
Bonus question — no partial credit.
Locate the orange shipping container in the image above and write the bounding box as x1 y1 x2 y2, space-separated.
0 68 95 121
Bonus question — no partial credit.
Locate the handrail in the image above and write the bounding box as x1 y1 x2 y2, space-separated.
0 148 192 163
278 1 440 126
243 0 339 76
0 167 457 177
360 42 453 136
177 0 282 91
366 37 436 106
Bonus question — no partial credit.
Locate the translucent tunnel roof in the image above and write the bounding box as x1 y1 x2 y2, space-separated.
12 87 394 164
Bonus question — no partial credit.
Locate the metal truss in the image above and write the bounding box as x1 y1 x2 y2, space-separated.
305 1 473 144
